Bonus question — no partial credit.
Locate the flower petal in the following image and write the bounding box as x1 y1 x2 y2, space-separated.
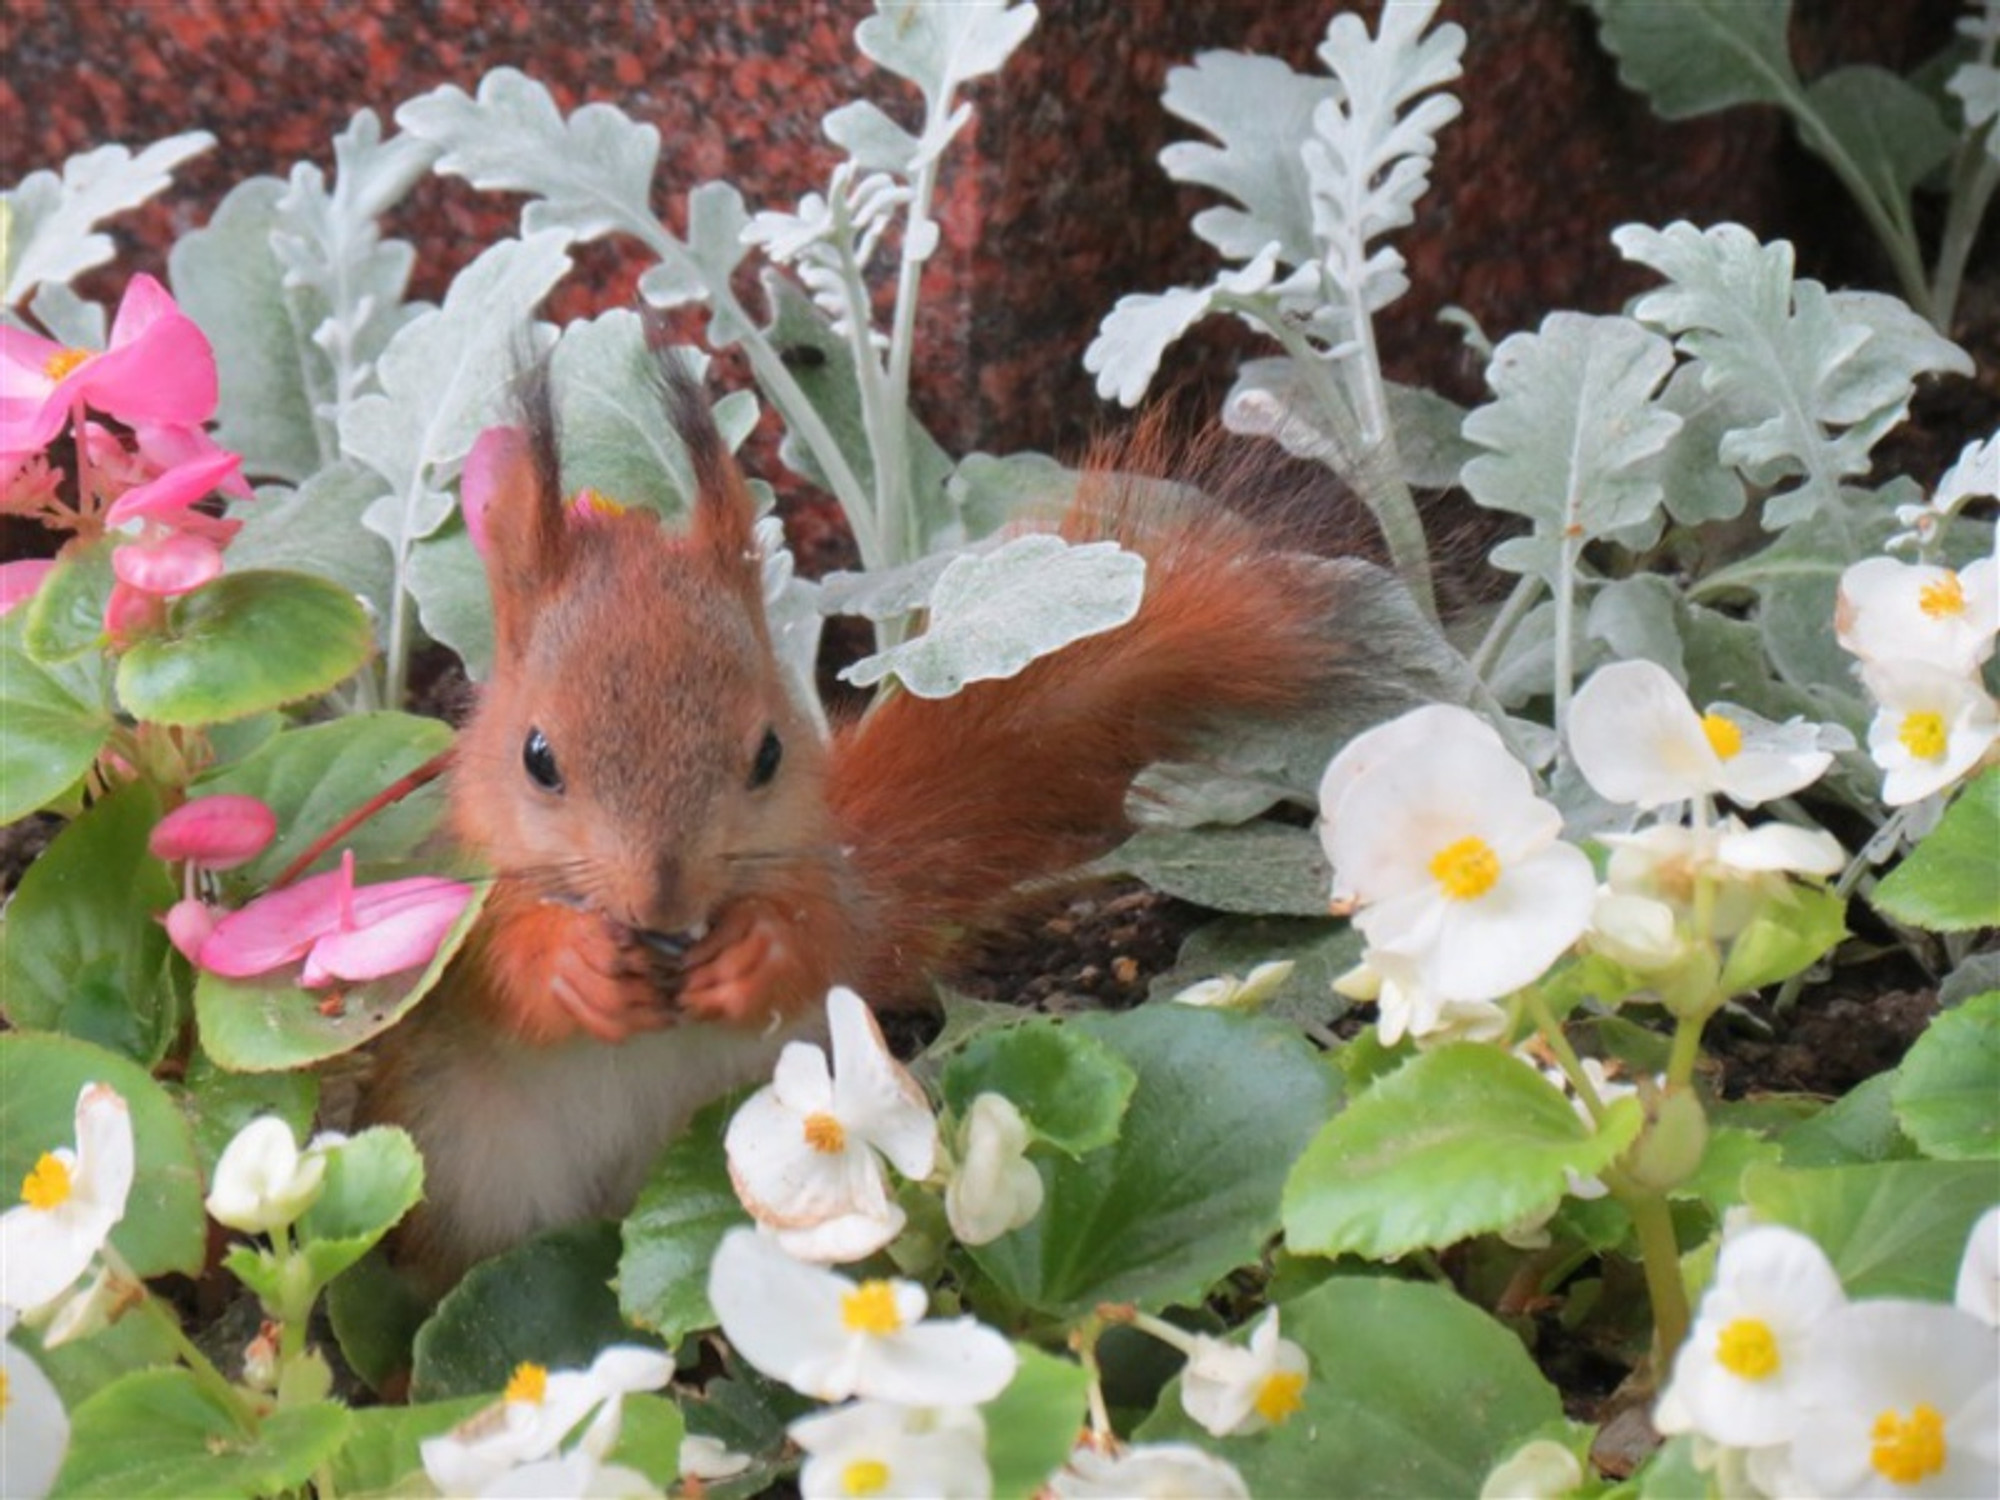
148 794 278 869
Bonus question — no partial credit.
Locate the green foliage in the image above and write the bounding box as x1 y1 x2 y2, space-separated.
1871 768 2000 931
619 1098 748 1343
1890 990 2000 1160
1138 1277 1564 1498
1283 1044 1644 1259
939 1018 1137 1157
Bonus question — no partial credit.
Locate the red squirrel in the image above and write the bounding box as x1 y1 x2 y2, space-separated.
363 357 1361 1284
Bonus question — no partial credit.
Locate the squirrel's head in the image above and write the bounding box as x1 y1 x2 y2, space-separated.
452 357 830 947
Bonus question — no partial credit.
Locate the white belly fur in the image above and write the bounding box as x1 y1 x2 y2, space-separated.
397 1015 817 1272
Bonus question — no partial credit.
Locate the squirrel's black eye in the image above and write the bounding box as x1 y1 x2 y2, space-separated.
523 727 563 792
749 727 783 789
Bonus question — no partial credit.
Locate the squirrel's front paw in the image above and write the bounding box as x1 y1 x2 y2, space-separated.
681 899 813 1026
545 914 681 1044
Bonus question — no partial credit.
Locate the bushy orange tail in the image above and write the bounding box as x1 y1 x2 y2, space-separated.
828 435 1364 1002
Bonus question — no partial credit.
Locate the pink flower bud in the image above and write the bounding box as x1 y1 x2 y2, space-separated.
459 424 525 561
149 794 278 870
163 898 221 962
112 530 224 597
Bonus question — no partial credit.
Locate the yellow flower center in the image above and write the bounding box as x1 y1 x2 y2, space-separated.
840 1280 904 1336
503 1361 549 1404
841 1459 891 1496
1870 1402 1946 1486
1254 1369 1308 1425
1917 571 1966 619
1898 711 1947 761
43 346 93 381
1713 1317 1780 1380
573 488 626 518
1700 712 1743 760
803 1112 847 1154
1429 836 1501 901
1 1366 9 1415
21 1152 72 1211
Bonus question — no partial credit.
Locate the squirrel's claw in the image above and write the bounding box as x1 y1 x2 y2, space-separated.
543 914 682 1043
680 900 800 1027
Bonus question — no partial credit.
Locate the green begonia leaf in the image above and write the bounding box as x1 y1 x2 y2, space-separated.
1743 1159 1998 1301
1138 1277 1563 1499
116 569 374 725
968 1006 1331 1320
1872 769 2000 932
0 606 111 821
0 780 176 1063
940 1017 1138 1158
619 1097 748 1345
1284 1043 1644 1259
59 1372 350 1498
1890 991 2000 1161
0 1034 206 1281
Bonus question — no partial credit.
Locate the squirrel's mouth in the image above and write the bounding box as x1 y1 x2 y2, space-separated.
634 919 708 961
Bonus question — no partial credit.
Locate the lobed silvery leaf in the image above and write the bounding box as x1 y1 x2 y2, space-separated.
841 534 1146 699
2 132 213 305
1586 574 1687 682
1805 67 1956 213
548 314 759 519
1223 357 1470 490
758 517 829 740
271 112 435 416
1615 221 1971 529
1461 312 1681 580
1158 51 1339 265
1085 246 1282 407
225 469 397 639
25 282 104 347
824 100 925 175
855 0 1039 109
405 527 493 680
396 67 662 243
639 181 752 342
1951 59 2000 162
171 178 329 482
341 230 572 546
818 548 967 624
1303 0 1464 320
947 450 1077 540
1583 0 1797 120
1652 363 1750 525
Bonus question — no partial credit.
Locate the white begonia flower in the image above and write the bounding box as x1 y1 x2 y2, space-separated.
1569 659 1834 809
2 1307 69 1500
1178 1307 1311 1438
204 1116 329 1235
1319 704 1507 908
1479 1438 1585 1500
1168 960 1294 1011
1786 1298 1999 1498
419 1345 674 1496
1889 435 1999 550
1586 889 1688 973
1600 818 1844 942
1333 950 1509 1048
1321 723 1595 1003
1837 553 2000 676
1956 1207 1999 1326
478 1450 661 1499
707 1228 1015 1407
1655 1224 1847 1450
789 1401 991 1500
725 986 939 1264
0 1082 134 1315
944 1094 1043 1247
676 1434 752 1482
1859 659 2000 806
1047 1442 1251 1500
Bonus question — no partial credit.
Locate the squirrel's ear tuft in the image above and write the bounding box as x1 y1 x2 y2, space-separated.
661 354 762 606
484 356 575 658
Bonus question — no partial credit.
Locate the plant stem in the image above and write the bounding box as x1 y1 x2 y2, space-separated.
1666 1015 1706 1092
109 1249 260 1433
1621 1187 1691 1367
1468 574 1544 682
1552 533 1581 741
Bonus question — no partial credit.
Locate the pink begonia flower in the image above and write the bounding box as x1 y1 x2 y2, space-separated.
149 794 278 870
103 448 246 530
101 582 165 645
0 559 55 615
198 850 474 988
459 425 621 561
131 422 254 502
458 423 524 560
0 274 218 454
163 898 220 964
112 529 224 597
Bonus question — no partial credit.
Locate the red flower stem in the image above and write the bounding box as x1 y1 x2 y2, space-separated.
269 748 453 890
